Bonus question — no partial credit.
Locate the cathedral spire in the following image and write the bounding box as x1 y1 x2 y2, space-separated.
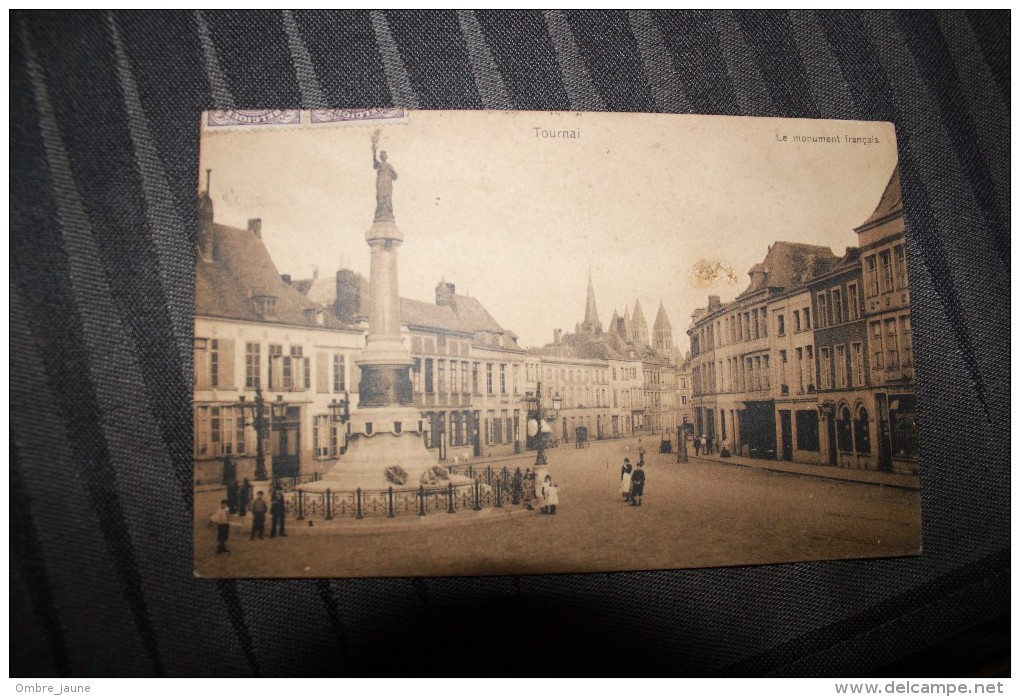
581 270 602 334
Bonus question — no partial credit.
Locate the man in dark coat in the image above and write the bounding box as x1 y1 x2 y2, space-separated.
630 462 646 507
238 478 251 517
250 491 267 540
270 491 287 538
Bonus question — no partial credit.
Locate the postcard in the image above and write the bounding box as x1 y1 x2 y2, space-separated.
193 109 920 578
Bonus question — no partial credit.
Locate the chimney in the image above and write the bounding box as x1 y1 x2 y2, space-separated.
436 279 456 307
196 168 215 262
248 218 262 238
335 269 361 324
708 295 721 311
281 274 291 285
553 328 562 345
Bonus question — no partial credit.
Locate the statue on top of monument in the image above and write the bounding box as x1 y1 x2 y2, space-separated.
371 129 397 222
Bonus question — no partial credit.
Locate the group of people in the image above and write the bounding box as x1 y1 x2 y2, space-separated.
619 456 647 506
211 488 287 555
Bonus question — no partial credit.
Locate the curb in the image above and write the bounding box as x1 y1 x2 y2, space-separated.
689 455 920 490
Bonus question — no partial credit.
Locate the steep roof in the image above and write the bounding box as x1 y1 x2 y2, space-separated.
400 298 471 333
858 165 902 229
196 223 347 329
737 241 838 299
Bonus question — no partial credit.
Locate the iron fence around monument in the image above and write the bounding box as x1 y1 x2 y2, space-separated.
284 465 534 521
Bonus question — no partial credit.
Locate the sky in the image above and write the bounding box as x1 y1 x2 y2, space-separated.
200 110 898 349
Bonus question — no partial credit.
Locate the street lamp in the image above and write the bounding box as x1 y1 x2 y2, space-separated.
329 390 351 425
237 387 288 482
525 382 562 466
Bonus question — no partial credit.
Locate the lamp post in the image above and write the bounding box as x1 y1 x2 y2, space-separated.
525 382 561 500
238 386 288 484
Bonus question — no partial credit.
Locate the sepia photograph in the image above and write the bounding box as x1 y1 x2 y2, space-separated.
193 109 920 578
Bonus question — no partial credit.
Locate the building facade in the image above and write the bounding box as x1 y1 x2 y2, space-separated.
687 166 915 473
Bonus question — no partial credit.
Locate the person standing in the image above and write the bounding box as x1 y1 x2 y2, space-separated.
620 458 634 501
270 490 287 538
693 434 702 457
238 478 251 517
211 499 231 554
542 475 559 515
630 462 646 507
250 491 268 540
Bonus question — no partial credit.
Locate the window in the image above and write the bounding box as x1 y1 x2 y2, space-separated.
289 346 309 391
779 350 788 390
461 362 468 395
777 314 785 336
424 359 434 393
885 318 899 370
245 342 260 388
894 245 907 290
866 255 879 297
486 410 496 444
847 283 860 321
513 365 520 394
803 307 811 329
195 338 233 389
472 363 480 394
871 322 884 369
486 364 494 394
499 364 507 394
890 395 919 459
795 409 819 451
832 288 844 325
437 360 446 394
816 292 829 328
805 346 814 390
450 360 458 394
314 414 339 458
880 250 893 292
852 342 864 387
268 344 283 390
795 348 804 392
835 345 847 388
194 405 246 458
901 315 913 366
820 347 832 390
333 354 346 392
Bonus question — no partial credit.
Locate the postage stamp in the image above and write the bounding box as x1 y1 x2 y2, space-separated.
206 109 302 129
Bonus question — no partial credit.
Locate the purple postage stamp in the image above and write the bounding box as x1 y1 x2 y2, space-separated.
310 108 407 125
206 109 302 128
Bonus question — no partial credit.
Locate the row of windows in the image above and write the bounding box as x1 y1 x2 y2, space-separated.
544 366 610 385
196 338 352 395
864 245 908 298
414 360 523 396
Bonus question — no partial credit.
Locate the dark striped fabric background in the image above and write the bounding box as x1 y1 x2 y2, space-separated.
10 11 1009 677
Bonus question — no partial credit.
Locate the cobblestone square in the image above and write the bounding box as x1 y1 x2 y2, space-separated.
195 436 920 578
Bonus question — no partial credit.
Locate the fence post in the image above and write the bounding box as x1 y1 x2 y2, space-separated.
418 485 426 517
486 466 492 486
511 468 521 505
472 479 482 511
387 486 395 519
325 489 333 521
355 488 364 520
446 482 455 514
296 490 304 521
495 477 503 508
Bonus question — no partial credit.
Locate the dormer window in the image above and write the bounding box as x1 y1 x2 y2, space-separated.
253 295 278 319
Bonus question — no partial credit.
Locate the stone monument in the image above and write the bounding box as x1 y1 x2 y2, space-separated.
302 133 470 493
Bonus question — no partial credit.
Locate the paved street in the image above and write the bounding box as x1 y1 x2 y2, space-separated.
195 436 921 578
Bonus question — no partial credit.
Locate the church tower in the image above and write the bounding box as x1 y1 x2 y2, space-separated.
653 302 673 354
631 299 649 347
580 271 602 334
